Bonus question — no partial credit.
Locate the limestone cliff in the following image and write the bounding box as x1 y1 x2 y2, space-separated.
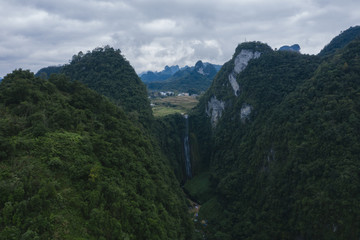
200 42 272 127
228 49 261 96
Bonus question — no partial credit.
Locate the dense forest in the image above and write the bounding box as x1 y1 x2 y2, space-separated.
185 27 360 239
1 26 360 240
0 67 192 238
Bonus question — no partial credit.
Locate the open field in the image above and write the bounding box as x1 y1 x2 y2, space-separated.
151 95 199 117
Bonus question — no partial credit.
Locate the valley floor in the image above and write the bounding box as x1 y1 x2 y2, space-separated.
151 95 199 117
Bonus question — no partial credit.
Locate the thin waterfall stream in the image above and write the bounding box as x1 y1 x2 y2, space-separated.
184 114 192 179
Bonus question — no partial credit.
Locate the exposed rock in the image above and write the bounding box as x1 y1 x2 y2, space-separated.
229 49 261 96
228 73 239 96
197 67 205 75
206 96 225 127
240 103 252 122
195 60 206 75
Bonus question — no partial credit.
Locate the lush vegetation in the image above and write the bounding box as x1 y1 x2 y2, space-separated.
318 26 360 57
0 70 193 239
186 36 360 239
35 66 63 79
2 26 360 240
62 46 153 126
152 114 187 183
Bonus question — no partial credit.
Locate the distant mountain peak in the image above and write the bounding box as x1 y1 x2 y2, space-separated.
164 65 180 74
146 61 222 94
140 65 180 83
279 44 301 52
195 60 205 75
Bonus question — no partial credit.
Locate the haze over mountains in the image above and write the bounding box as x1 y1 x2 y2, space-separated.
1 25 360 240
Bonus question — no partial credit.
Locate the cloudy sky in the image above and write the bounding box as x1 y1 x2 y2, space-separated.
0 0 359 77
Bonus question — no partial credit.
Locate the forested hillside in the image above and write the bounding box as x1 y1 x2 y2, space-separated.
62 46 153 126
2 24 360 240
184 29 360 239
319 25 360 57
0 70 193 239
35 66 63 79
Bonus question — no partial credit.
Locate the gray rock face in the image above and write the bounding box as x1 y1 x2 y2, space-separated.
240 103 252 122
206 96 225 127
228 73 239 96
229 49 261 96
197 67 205 75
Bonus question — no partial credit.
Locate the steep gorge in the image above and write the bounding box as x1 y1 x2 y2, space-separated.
2 26 360 240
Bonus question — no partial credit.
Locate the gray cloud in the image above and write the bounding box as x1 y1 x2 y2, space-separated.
0 0 359 77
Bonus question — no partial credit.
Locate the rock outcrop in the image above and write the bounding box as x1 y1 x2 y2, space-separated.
240 103 252 122
206 96 225 127
228 50 261 96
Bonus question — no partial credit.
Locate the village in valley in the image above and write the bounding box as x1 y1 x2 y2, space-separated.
149 91 200 117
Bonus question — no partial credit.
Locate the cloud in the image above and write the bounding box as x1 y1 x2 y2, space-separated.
0 0 360 77
139 19 180 35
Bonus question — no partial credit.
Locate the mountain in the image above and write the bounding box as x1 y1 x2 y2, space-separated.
35 65 63 79
139 65 180 83
146 61 222 94
35 47 151 123
61 46 153 126
182 31 360 239
3 26 360 240
279 44 300 52
0 69 192 239
318 25 360 57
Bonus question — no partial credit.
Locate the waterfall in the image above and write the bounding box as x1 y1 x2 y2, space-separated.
184 114 192 178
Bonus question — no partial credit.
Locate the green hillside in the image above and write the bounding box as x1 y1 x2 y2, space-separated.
0 70 192 239
2 26 360 240
62 46 153 126
186 37 360 239
318 25 360 57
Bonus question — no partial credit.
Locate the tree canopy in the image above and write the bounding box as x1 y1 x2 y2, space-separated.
0 69 192 239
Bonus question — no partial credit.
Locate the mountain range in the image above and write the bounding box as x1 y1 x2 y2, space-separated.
139 65 181 83
144 61 222 94
184 25 360 239
1 25 360 240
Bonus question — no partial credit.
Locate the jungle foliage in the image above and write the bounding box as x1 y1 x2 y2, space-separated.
318 25 360 57
188 36 360 239
62 46 153 127
0 70 193 239
2 26 360 240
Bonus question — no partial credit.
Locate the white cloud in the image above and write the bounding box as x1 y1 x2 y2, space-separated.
139 19 180 34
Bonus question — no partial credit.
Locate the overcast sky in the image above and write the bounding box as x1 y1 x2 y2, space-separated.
1 0 359 77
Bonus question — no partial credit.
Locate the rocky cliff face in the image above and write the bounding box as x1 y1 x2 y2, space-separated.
205 49 260 126
205 96 225 127
229 50 261 96
201 42 272 127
